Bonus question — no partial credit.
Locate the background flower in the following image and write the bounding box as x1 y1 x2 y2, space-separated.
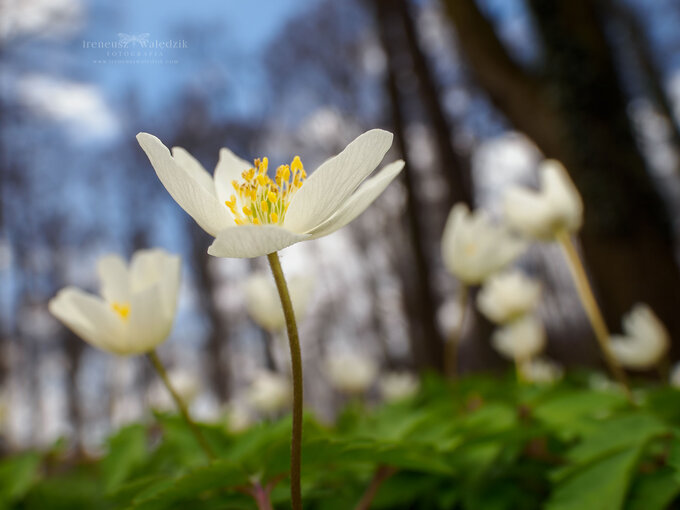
246 371 291 416
610 304 669 370
325 352 378 395
477 270 541 324
503 159 583 240
441 203 525 285
492 315 546 362
243 272 314 333
48 249 181 356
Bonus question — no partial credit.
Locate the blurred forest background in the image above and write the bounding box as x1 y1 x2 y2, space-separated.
1 0 680 453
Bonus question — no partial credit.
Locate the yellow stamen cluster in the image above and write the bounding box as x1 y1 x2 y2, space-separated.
225 155 307 226
111 302 131 319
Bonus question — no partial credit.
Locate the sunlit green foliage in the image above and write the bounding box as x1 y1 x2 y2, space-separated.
2 373 679 509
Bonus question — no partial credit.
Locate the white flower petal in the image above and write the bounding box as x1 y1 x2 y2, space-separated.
214 148 253 205
208 225 310 258
137 133 233 236
307 160 404 238
48 287 126 354
284 129 394 233
171 147 214 194
128 283 173 355
129 249 181 318
97 254 129 303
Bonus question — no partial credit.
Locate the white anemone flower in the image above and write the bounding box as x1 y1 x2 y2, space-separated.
610 304 670 370
137 130 404 258
441 203 526 285
520 358 563 384
247 371 291 415
378 371 419 402
503 159 583 240
477 270 541 324
48 249 180 356
492 315 546 362
326 352 378 395
244 272 313 333
148 368 201 411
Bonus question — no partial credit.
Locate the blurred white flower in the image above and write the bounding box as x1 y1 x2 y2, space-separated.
492 315 546 362
244 272 313 332
441 203 526 285
503 159 583 239
137 130 404 258
326 352 378 395
378 372 419 402
247 371 291 415
223 401 253 433
610 304 670 370
148 368 201 411
670 363 680 389
49 249 180 356
520 358 563 384
477 270 540 324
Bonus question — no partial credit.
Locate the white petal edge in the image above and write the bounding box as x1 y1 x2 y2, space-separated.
208 225 310 258
129 249 181 318
137 133 233 236
307 160 404 239
48 287 126 354
171 147 215 194
284 129 394 233
97 254 129 303
214 147 253 205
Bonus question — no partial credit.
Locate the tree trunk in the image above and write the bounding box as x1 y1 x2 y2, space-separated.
374 0 445 371
442 0 680 350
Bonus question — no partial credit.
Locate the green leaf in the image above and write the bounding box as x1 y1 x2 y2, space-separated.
101 423 149 493
626 467 680 510
0 451 41 506
546 446 642 510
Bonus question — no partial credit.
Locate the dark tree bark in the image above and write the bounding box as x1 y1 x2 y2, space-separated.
442 0 680 349
189 225 231 401
374 0 445 371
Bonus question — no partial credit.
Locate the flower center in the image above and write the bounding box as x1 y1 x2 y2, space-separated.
111 302 131 319
225 156 307 226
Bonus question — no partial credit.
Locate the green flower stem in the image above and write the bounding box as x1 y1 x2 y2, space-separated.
556 231 631 397
147 350 216 460
267 251 303 510
445 285 468 379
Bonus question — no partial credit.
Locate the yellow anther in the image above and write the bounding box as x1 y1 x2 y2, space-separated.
267 191 277 203
253 217 261 225
257 174 266 186
111 302 130 319
260 200 268 212
261 157 269 171
242 205 251 216
291 155 303 172
270 212 279 223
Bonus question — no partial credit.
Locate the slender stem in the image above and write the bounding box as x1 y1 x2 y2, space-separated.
556 231 631 396
147 350 216 460
444 285 468 378
267 252 303 510
354 466 397 510
252 483 274 510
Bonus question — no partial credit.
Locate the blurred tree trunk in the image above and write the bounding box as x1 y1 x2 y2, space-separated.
396 0 474 206
374 0 445 371
442 0 680 348
189 225 230 401
607 0 680 166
